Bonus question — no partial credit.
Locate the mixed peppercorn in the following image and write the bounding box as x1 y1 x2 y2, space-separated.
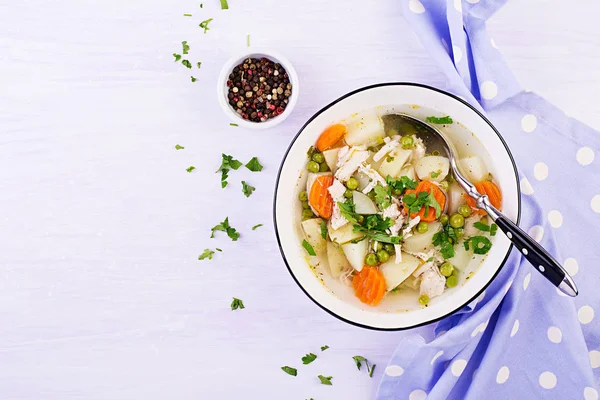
227 57 292 122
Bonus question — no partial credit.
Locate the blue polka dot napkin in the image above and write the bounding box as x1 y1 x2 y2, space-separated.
377 1 600 399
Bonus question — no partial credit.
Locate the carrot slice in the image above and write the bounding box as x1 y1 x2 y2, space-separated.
316 124 346 152
403 180 447 222
309 175 334 219
465 181 502 215
352 266 386 306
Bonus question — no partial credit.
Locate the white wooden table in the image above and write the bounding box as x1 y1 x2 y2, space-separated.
0 0 598 398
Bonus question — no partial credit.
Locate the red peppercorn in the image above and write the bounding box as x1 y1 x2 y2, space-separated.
257 111 263 117
227 80 233 87
247 70 253 75
233 96 239 102
276 106 284 114
242 113 248 119
269 104 276 111
245 101 251 107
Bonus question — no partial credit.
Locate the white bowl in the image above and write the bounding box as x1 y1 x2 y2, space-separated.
273 83 520 330
217 49 299 129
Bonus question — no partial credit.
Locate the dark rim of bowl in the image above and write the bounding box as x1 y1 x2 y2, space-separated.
272 82 521 331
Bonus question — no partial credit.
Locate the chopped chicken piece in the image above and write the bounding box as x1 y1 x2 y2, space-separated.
359 164 386 194
412 136 426 162
419 265 446 299
328 179 349 230
393 244 403 263
335 146 369 182
402 216 421 240
373 137 400 162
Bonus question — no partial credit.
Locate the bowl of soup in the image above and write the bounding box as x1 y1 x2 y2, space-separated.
273 83 520 330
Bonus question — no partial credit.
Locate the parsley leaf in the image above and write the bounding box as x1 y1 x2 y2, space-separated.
433 226 458 259
404 188 441 218
182 41 190 54
186 166 195 173
252 224 263 230
230 123 238 127
182 59 192 69
320 221 327 239
198 249 215 260
386 175 417 195
374 184 391 209
426 116 453 124
440 242 455 259
368 363 376 378
216 248 222 252
465 236 492 254
490 223 498 236
430 170 441 178
281 366 297 376
364 214 392 232
245 157 263 172
216 154 243 188
199 18 213 34
173 53 182 62
302 239 316 256
473 221 490 231
183 13 192 16
230 297 244 310
199 3 203 7
318 375 333 385
321 345 329 351
302 353 317 365
175 144 184 150
211 217 240 241
220 0 229 9
242 181 255 197
352 356 367 370
197 61 202 69
191 76 197 82
337 200 359 224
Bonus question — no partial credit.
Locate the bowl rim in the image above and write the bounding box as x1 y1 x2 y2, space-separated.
272 82 521 331
216 49 299 130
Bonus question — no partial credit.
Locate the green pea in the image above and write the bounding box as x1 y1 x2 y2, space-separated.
302 209 315 219
319 162 330 172
365 253 378 266
392 188 402 196
307 161 320 173
376 249 390 263
449 213 465 228
356 215 365 225
301 200 311 209
418 294 429 306
440 262 454 277
344 189 353 198
454 227 464 240
400 135 414 149
439 214 449 225
312 152 325 163
298 191 308 201
416 221 429 234
446 275 459 288
458 204 472 217
383 244 395 254
346 177 359 190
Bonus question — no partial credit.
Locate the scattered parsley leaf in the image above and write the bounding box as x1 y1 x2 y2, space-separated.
386 155 395 162
368 364 376 378
281 366 297 376
430 170 441 178
473 221 490 232
386 175 417 195
426 116 453 124
173 53 182 62
186 166 196 173
440 242 455 259
302 353 317 365
182 59 192 69
183 13 192 16
320 221 328 239
321 345 329 351
198 249 215 260
220 0 229 9
352 356 367 370
364 214 392 232
252 224 263 230
490 223 498 236
337 200 359 224
230 123 238 127
197 62 202 69
465 236 492 254
199 18 213 34
374 184 391 209
318 375 333 385
175 144 184 150
242 181 255 197
302 239 316 256
245 157 263 172
350 236 367 244
216 248 222 252
230 297 245 310
220 170 229 188
191 76 197 82
199 3 203 8
217 154 243 188
390 286 401 293
211 217 240 241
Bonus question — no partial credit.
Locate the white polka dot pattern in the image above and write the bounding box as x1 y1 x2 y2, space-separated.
452 45 463 63
585 387 599 400
547 326 562 343
496 366 509 384
564 258 578 276
589 350 600 368
576 147 595 166
523 273 531 291
520 177 534 195
591 195 600 213
451 359 467 377
547 210 563 228
385 365 404 376
533 162 549 180
521 114 537 132
539 371 557 389
431 350 443 365
510 319 519 337
578 306 594 324
528 225 544 242
480 81 498 100
409 389 427 400
409 0 425 13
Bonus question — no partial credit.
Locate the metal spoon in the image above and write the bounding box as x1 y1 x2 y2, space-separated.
396 113 578 297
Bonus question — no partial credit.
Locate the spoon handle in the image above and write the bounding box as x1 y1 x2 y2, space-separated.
494 215 578 297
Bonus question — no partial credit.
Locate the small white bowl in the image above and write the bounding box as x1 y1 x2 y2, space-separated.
217 49 299 129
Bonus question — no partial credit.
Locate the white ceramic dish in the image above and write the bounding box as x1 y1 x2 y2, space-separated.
273 83 520 330
216 49 299 130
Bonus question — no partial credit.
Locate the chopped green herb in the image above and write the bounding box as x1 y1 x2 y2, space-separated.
320 221 328 239
490 223 498 236
464 236 492 254
386 155 395 162
183 13 192 16
211 217 240 241
281 366 297 376
252 224 263 230
391 286 401 293
220 0 229 9
216 154 243 188
386 175 417 195
473 221 490 232
245 157 263 172
242 181 255 197
302 353 317 365
350 236 367 244
354 229 401 244
352 356 367 370
199 18 213 33
426 116 453 124
440 242 455 259
197 62 202 69
191 76 197 82
186 166 196 173
198 249 215 260
432 225 459 259
199 3 203 7
321 345 329 351
404 188 441 218
374 184 391 209
364 214 392 232
246 34 250 47
318 375 333 385
368 363 376 378
302 239 316 256
216 248 222 252
430 170 441 178
337 200 359 224
175 144 184 150
230 123 238 127
173 53 182 62
182 59 192 69
230 297 244 310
